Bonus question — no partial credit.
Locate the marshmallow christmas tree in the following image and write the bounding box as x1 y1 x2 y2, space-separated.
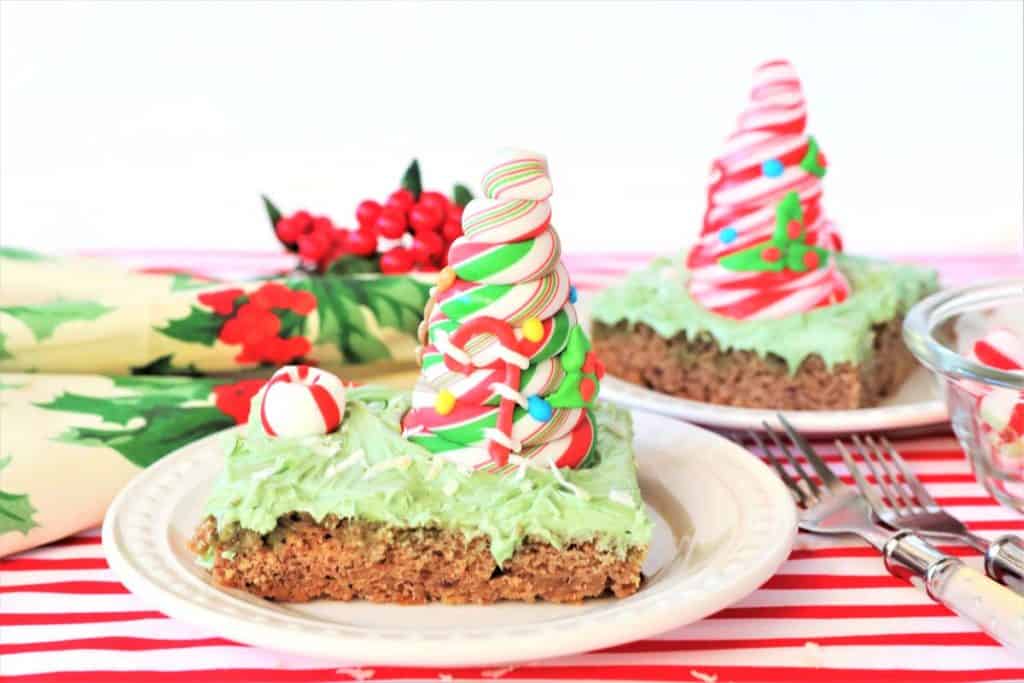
402 150 603 470
686 60 850 320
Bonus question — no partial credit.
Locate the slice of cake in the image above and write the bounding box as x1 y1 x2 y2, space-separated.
590 60 937 410
193 150 652 604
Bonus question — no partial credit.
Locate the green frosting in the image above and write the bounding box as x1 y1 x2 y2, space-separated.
203 386 652 565
590 253 938 373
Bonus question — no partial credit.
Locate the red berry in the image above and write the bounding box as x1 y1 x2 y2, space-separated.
199 288 244 316
442 218 463 242
409 203 444 233
386 189 415 213
275 217 302 244
762 246 781 263
803 251 821 269
380 246 414 274
447 204 463 223
346 228 378 256
418 192 448 220
355 200 382 228
374 207 408 239
298 230 331 262
411 232 444 265
250 282 292 310
786 220 802 240
311 216 333 234
291 211 314 234
289 290 317 315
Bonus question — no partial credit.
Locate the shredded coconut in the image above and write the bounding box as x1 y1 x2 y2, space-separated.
335 668 375 681
326 449 365 478
484 427 522 453
251 465 278 481
425 457 443 481
690 671 717 683
489 381 528 408
442 479 459 497
608 488 636 507
548 459 591 500
363 455 413 480
437 675 454 682
481 665 517 679
401 425 425 438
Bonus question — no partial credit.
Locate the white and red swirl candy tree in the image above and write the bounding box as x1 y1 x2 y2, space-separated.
402 150 605 470
687 60 850 320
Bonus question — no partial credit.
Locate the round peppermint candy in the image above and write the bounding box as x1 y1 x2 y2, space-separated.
259 365 346 438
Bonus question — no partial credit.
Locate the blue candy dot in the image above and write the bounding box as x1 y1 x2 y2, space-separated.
527 395 553 422
568 285 578 304
718 227 738 244
761 158 784 178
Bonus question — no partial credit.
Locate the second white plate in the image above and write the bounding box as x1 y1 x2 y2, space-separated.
103 410 796 668
600 366 948 437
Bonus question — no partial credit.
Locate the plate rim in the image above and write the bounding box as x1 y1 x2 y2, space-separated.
600 373 948 436
102 410 797 667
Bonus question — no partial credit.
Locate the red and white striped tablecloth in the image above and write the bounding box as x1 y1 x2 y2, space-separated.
3 251 1024 682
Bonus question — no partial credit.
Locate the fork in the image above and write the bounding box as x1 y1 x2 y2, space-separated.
742 417 1024 651
836 435 1024 595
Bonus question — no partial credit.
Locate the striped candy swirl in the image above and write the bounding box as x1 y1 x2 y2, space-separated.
402 150 595 470
686 60 850 320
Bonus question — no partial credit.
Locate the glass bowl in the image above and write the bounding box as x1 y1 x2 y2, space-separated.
904 279 1024 511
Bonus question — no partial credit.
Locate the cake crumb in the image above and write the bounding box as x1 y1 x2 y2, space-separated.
336 667 375 680
801 641 824 667
481 665 517 679
690 671 718 683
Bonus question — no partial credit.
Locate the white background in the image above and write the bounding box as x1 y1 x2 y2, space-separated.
2 1 1022 256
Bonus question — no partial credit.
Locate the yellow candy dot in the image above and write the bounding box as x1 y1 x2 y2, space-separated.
522 317 544 343
435 389 456 415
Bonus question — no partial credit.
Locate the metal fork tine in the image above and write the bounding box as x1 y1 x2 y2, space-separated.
852 435 900 513
866 435 915 511
836 439 886 513
746 430 804 506
880 436 938 508
763 423 820 498
776 414 841 489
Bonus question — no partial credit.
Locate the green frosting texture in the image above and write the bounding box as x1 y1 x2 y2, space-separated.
590 253 938 372
203 386 652 565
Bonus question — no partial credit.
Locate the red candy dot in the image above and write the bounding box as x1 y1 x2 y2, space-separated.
817 152 828 168
786 220 802 240
579 377 596 403
803 251 821 269
762 246 781 263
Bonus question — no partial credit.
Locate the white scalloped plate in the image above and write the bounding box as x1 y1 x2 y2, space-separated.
102 411 796 667
601 366 948 438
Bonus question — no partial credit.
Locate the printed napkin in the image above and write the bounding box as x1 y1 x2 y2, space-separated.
0 247 429 556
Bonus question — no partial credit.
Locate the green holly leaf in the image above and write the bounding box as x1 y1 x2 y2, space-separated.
401 159 422 200
452 184 473 209
111 375 220 401
57 406 234 468
348 276 431 334
0 247 50 262
720 242 785 272
262 194 283 229
0 299 114 342
131 354 205 377
326 255 379 276
157 305 223 346
0 456 38 536
290 278 384 363
772 191 804 245
800 136 827 178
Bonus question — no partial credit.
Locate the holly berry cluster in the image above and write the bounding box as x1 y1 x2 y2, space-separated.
198 282 315 365
264 160 472 275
